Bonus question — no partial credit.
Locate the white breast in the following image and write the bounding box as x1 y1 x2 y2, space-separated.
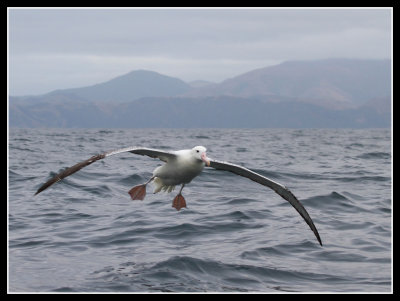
153 154 205 186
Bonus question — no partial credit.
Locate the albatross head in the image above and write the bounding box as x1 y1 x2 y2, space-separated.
192 146 210 166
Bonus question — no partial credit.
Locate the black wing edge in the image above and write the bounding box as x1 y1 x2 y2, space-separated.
34 147 178 196
209 159 322 246
34 153 106 195
274 185 323 247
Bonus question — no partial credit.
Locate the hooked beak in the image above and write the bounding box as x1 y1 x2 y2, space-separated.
201 152 211 166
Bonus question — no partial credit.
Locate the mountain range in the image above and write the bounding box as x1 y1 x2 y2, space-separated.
9 58 391 128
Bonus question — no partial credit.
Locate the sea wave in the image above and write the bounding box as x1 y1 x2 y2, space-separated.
9 128 392 292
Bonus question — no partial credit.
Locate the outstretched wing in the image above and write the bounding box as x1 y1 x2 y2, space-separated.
208 159 322 246
34 147 177 196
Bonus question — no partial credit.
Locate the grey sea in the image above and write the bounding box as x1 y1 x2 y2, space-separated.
8 128 392 292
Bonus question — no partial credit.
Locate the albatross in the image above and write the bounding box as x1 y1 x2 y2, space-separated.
34 146 322 246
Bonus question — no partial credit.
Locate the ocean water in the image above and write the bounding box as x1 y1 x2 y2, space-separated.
8 128 392 292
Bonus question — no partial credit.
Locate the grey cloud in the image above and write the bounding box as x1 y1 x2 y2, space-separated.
9 8 391 95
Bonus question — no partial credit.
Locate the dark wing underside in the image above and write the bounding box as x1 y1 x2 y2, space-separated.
107 147 177 163
34 147 177 195
208 159 322 246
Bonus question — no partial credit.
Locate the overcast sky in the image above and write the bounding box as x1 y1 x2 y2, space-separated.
9 8 391 96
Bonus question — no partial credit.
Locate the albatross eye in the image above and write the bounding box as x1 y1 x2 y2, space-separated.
196 150 199 153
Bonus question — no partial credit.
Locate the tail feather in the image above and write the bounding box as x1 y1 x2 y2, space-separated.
152 177 175 194
153 177 163 193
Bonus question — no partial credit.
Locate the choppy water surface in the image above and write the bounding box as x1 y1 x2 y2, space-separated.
9 128 392 292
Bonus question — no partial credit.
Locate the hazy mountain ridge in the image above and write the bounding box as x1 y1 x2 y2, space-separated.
9 59 391 128
186 58 391 109
10 94 390 128
48 70 192 103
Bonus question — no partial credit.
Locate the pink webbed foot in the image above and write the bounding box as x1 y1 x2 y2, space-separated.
128 184 147 200
172 194 187 211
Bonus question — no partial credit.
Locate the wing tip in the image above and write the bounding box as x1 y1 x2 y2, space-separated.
34 183 49 196
309 221 323 246
316 233 323 246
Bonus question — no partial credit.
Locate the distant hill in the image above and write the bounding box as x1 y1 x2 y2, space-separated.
9 95 391 128
9 59 391 128
188 80 215 88
48 70 192 103
187 59 391 109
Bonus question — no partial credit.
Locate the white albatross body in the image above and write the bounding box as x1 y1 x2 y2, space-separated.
34 145 322 246
152 147 207 193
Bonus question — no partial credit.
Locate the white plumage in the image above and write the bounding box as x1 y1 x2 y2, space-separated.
152 146 207 193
